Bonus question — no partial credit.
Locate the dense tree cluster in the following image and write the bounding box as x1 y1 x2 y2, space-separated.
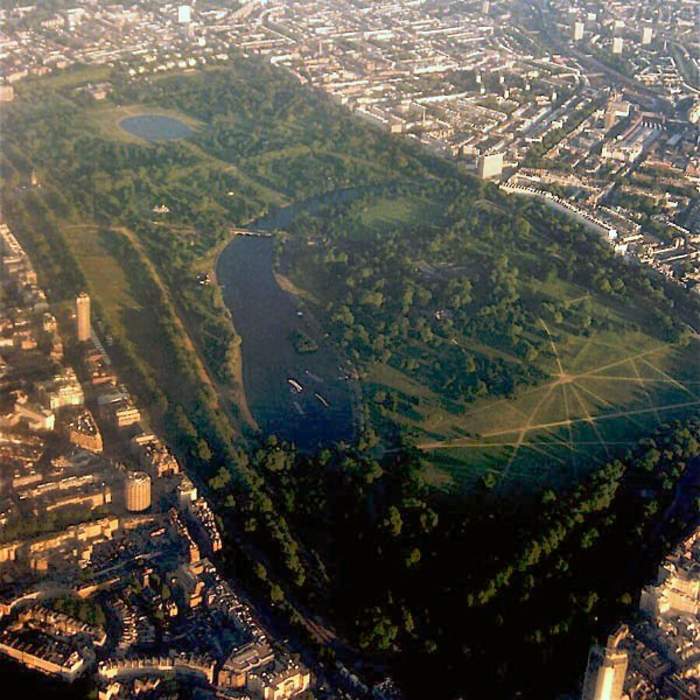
282 177 689 424
204 418 700 698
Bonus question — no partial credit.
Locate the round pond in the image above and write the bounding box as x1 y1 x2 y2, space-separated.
120 114 193 142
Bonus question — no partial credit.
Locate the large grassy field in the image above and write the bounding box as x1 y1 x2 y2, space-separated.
58 223 160 350
371 308 699 495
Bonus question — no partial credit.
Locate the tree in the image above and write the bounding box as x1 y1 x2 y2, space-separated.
385 506 403 536
209 466 231 490
405 547 421 568
270 583 285 604
482 472 498 489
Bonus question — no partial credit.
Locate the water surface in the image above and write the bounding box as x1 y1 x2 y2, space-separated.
120 114 193 142
217 188 383 448
218 236 355 449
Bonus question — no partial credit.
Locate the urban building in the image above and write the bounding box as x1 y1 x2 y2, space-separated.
477 152 504 180
125 471 151 512
581 625 629 700
604 95 630 131
640 529 700 617
177 476 198 509
247 658 312 700
218 641 275 689
75 292 90 343
39 368 84 410
131 433 180 477
580 526 700 699
98 391 141 429
65 409 103 453
0 628 87 681
12 402 55 432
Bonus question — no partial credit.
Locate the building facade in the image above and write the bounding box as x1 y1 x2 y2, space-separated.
76 292 91 343
125 471 151 513
582 626 629 700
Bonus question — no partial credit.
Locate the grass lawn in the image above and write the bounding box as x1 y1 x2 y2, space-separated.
383 323 700 495
18 65 112 93
87 103 204 144
59 223 172 374
357 194 444 234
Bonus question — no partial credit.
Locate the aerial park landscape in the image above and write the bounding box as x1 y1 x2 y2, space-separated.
0 7 699 697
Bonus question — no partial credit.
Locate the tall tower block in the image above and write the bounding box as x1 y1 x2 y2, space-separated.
76 292 91 342
178 4 192 24
581 625 629 700
125 471 152 512
477 152 504 180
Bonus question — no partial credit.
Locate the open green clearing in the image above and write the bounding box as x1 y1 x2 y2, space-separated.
87 104 204 143
357 194 444 234
415 335 699 494
65 223 162 349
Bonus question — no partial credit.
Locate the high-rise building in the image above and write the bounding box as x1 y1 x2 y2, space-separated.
477 152 504 180
125 471 152 512
581 626 629 700
612 37 624 55
178 5 192 23
573 21 585 41
76 292 91 342
641 27 653 46
481 1 490 14
604 93 630 131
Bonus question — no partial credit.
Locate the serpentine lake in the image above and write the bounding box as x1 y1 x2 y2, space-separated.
217 194 362 449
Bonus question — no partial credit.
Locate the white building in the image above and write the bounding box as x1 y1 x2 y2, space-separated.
477 152 504 180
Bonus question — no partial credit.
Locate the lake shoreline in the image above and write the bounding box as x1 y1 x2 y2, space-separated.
216 220 357 449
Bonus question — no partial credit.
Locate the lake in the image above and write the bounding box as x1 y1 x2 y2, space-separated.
120 114 193 142
217 237 356 449
216 191 370 449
